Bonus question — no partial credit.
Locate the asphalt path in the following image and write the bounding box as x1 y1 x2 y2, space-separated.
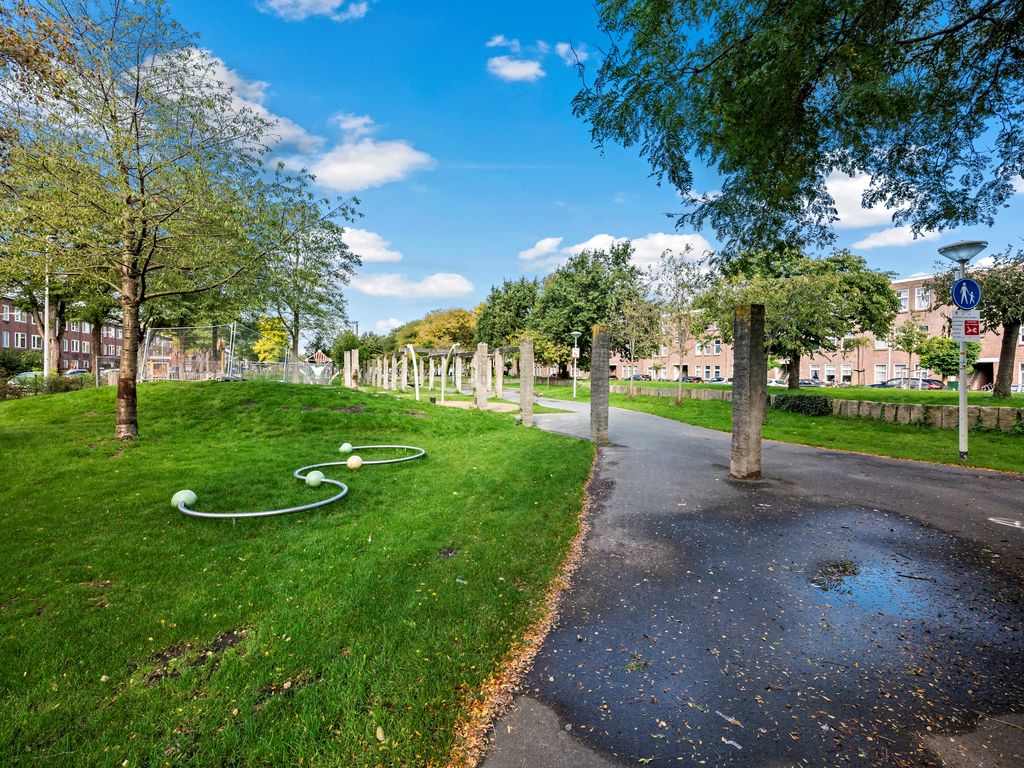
484 395 1024 767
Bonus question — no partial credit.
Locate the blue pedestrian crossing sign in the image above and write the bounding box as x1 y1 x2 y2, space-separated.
951 278 982 310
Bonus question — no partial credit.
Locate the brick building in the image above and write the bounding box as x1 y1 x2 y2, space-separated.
1 297 121 372
611 274 1024 389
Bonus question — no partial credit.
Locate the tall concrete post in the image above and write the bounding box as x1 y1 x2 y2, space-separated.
730 304 767 480
494 349 504 399
351 349 359 387
520 337 535 427
400 354 409 390
474 343 489 409
455 355 463 392
343 351 352 388
429 357 436 390
485 351 493 396
590 325 610 446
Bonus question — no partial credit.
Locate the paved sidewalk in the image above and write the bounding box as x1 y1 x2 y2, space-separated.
484 396 1024 767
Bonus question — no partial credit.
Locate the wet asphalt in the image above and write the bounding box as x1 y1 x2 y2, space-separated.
484 396 1024 767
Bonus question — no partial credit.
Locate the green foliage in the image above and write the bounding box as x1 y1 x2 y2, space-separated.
919 337 982 379
252 318 288 362
0 349 40 378
891 312 929 372
476 277 539 347
530 241 647 368
409 308 477 349
771 393 832 417
574 0 1024 254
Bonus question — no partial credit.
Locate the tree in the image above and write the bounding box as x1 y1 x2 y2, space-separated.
530 242 646 370
411 308 477 349
613 289 660 395
891 313 929 386
573 0 1024 255
928 248 1024 397
253 318 288 363
919 336 982 383
0 1 341 438
264 215 360 357
651 248 710 398
697 250 898 388
475 277 539 347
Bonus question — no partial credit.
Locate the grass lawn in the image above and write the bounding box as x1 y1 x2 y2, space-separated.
0 381 593 767
524 384 1024 474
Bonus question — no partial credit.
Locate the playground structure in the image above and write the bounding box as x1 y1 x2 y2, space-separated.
357 343 517 402
172 443 427 520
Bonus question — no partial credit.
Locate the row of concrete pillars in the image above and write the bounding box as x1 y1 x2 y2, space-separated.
341 304 764 479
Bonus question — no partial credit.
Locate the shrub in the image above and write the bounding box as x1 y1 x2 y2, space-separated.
772 393 832 416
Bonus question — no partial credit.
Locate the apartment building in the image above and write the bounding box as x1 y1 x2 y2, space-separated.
611 274 1024 389
0 297 121 372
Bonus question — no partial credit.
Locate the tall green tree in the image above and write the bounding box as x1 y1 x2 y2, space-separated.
919 337 982 383
475 277 539 347
651 248 710 397
928 249 1024 397
891 312 930 385
697 250 898 388
530 242 646 370
0 1 342 438
573 0 1024 254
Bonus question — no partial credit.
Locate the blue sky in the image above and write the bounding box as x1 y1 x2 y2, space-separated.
170 0 1024 336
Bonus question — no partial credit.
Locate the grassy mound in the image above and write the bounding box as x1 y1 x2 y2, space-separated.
0 381 593 766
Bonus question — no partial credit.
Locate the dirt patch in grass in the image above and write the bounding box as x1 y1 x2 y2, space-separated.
256 671 323 707
141 628 250 686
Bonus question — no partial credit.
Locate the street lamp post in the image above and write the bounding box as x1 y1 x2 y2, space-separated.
570 330 582 398
938 239 987 461
43 261 50 379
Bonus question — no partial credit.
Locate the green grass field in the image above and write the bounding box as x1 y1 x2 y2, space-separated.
524 384 1024 474
0 381 593 766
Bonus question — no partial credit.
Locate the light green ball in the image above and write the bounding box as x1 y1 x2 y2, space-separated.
171 489 197 509
305 470 325 487
339 442 354 453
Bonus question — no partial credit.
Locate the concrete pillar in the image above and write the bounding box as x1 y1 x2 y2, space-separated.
520 337 535 427
485 351 493 395
351 349 359 387
400 354 409 390
475 342 489 409
590 325 610 446
343 351 352 388
730 304 766 480
455 355 463 392
429 357 436 390
494 349 504 399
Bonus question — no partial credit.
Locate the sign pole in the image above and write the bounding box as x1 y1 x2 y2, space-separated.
957 262 969 460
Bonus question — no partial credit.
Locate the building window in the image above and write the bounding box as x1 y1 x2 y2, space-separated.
31 334 42 350
660 345 668 356
918 325 929 334
894 363 908 378
714 339 722 355
897 289 909 312
117 328 123 339
14 332 27 348
70 321 79 331
713 365 721 378
874 363 888 384
72 339 80 352
1 304 8 320
810 364 820 380
695 341 704 356
915 287 931 310
825 364 836 383
841 364 852 384
82 322 90 333
14 309 27 323
1 331 8 347
63 339 68 352
874 336 888 350
82 359 90 369
704 365 712 379
83 341 91 353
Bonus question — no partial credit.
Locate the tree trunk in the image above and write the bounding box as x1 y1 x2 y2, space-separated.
91 320 101 386
787 353 800 389
116 283 141 440
211 325 220 377
291 310 300 358
993 320 1020 398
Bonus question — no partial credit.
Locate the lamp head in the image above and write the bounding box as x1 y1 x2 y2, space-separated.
938 240 987 265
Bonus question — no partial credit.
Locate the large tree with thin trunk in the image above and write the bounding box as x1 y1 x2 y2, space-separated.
1 0 343 438
927 248 1024 397
573 0 1024 255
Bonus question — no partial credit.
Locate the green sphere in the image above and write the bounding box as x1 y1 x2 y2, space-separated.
305 470 325 487
171 489 198 509
339 442 354 453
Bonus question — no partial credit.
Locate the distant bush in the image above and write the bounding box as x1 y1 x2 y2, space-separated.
772 393 832 416
0 380 25 401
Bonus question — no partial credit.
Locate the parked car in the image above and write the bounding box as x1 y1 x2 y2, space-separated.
629 374 652 381
706 377 731 384
869 377 944 390
677 375 704 383
64 369 92 377
767 378 787 386
799 378 827 387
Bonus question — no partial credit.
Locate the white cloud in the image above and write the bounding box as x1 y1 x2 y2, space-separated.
278 114 434 193
1013 176 1024 194
352 273 474 298
519 232 713 272
486 34 521 53
555 42 589 66
852 226 941 250
518 236 563 262
826 171 902 229
374 317 404 332
342 228 403 263
487 56 546 83
257 0 369 22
